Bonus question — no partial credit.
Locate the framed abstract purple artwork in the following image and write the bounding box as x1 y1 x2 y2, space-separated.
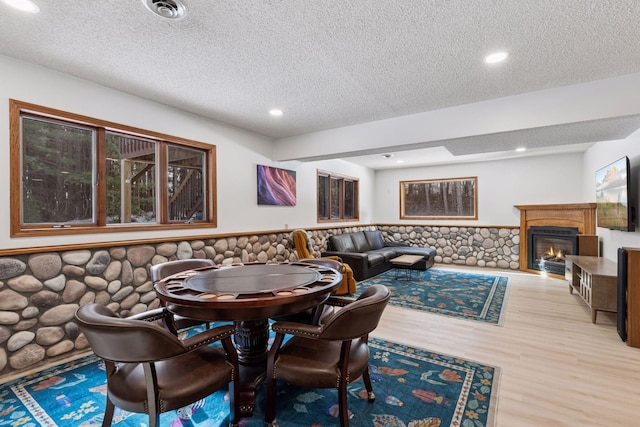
257 165 297 206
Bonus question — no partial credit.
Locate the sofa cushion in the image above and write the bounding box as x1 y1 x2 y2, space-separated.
364 230 385 250
350 232 371 253
366 252 386 267
329 234 356 253
368 248 397 262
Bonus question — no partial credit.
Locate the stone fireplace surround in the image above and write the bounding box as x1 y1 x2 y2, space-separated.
0 224 520 380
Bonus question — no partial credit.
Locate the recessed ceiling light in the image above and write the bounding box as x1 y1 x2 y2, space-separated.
2 0 39 13
515 147 526 152
484 51 509 64
269 109 283 117
381 154 393 159
142 0 187 20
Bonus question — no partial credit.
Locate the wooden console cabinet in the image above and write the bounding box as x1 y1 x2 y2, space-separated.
565 255 617 324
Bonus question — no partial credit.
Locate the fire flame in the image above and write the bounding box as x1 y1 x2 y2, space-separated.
546 246 564 259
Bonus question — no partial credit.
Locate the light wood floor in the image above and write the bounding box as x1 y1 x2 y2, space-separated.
372 266 640 427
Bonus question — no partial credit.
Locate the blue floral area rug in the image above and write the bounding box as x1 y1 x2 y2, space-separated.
0 338 499 427
360 268 509 325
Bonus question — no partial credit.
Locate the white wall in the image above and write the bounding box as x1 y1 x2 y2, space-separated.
583 136 640 261
374 153 585 226
0 55 373 250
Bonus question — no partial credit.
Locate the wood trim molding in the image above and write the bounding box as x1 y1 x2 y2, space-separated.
515 203 597 274
376 223 519 229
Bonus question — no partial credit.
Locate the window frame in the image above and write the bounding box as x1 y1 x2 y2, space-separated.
316 169 359 222
9 99 217 237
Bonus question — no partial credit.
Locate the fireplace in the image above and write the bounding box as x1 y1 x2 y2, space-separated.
515 203 597 275
527 226 579 275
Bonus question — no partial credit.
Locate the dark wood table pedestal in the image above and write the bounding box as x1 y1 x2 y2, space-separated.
234 319 269 416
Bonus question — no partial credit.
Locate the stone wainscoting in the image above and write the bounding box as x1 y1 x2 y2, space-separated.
0 224 519 379
305 225 520 269
379 225 520 269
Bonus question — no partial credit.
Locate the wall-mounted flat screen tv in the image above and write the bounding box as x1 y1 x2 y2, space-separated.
595 156 633 231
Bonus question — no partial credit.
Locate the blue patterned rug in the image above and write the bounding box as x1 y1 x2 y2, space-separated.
359 268 509 325
0 337 499 427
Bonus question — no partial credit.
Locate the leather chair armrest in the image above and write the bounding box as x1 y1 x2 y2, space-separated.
271 321 322 339
126 308 187 336
325 295 356 307
126 307 173 323
181 324 236 351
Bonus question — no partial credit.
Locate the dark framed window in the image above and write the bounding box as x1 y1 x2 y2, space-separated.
10 99 216 237
317 170 359 222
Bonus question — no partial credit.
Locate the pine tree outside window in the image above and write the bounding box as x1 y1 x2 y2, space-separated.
10 100 216 237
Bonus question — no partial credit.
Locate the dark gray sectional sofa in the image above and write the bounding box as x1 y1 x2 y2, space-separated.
321 230 436 281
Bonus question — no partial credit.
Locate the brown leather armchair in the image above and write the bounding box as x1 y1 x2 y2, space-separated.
76 303 240 427
265 284 390 426
150 258 216 332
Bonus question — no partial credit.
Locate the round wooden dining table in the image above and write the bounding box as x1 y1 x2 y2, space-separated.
154 261 343 417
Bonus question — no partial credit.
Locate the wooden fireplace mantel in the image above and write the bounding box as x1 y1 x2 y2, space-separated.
515 203 597 274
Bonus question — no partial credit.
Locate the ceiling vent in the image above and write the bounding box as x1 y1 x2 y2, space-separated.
142 0 187 20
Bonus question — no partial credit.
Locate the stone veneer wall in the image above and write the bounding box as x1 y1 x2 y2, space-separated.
303 225 520 269
377 225 520 269
0 224 519 379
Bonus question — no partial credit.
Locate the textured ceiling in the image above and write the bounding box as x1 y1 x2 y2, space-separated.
1 0 639 167
342 115 640 169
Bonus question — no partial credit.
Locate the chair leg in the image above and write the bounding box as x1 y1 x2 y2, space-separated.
228 382 239 427
148 412 159 427
362 365 376 401
338 381 350 427
265 376 277 424
101 399 115 427
265 333 285 425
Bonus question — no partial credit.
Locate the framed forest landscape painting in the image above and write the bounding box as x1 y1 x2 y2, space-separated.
257 164 297 206
400 177 477 220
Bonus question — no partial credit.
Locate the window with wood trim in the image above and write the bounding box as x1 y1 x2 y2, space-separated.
9 99 216 237
317 170 359 222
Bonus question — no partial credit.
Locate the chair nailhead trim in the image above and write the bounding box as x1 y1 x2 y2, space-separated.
185 332 230 350
274 327 320 338
144 313 167 322
143 400 165 414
